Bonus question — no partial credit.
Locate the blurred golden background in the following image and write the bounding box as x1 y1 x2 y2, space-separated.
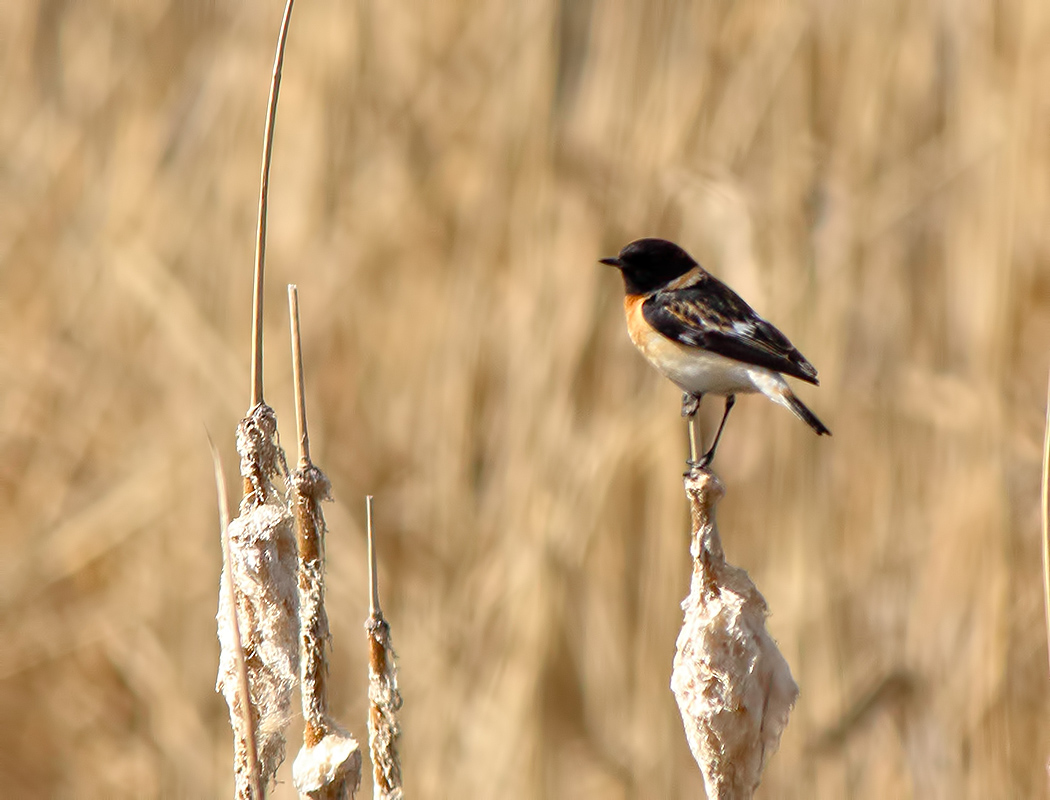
2 1 1049 797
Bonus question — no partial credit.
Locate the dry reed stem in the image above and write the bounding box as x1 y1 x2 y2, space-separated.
211 438 265 800
288 285 331 739
216 3 302 793
289 285 312 469
250 0 297 409
366 496 404 800
1041 370 1050 677
671 467 798 800
287 285 363 799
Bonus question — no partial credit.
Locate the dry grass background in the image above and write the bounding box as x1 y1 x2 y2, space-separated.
2 0 1049 797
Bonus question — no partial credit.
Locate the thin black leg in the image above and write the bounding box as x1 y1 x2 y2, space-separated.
696 394 735 468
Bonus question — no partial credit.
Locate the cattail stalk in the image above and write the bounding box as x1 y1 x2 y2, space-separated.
671 467 798 799
288 284 332 743
217 402 299 798
288 285 362 800
251 0 296 409
216 3 301 796
211 440 265 800
366 496 404 800
1041 371 1050 676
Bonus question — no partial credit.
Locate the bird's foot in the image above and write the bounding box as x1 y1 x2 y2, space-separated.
684 451 714 476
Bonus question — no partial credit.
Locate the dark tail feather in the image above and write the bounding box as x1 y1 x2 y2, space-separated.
785 393 831 436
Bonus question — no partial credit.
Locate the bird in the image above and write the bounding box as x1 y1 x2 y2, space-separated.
600 237 829 468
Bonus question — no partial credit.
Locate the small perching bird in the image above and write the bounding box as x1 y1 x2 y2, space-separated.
601 238 830 467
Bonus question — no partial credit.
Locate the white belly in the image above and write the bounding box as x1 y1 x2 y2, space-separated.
641 333 763 395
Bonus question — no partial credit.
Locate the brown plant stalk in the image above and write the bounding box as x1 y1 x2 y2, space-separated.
366 496 404 800
1041 371 1050 677
287 285 362 800
250 0 296 410
211 439 265 800
216 2 301 796
216 403 299 799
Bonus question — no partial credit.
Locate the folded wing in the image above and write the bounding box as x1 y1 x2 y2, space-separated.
642 274 819 385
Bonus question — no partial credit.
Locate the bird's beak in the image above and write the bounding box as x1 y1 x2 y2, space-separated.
599 257 621 267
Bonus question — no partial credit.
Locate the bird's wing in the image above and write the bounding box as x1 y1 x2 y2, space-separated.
642 274 820 385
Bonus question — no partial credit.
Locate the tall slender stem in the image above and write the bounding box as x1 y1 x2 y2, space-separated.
367 496 380 617
287 285 310 468
250 0 297 409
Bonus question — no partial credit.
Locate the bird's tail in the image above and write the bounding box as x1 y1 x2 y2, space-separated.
784 392 831 436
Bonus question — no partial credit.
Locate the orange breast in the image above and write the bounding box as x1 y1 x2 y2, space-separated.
623 294 666 359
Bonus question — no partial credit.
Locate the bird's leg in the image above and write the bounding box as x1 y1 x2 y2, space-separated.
696 394 736 468
682 392 702 467
681 392 701 418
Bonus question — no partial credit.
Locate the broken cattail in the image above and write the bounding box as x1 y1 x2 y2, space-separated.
671 467 798 800
292 730 364 800
217 402 300 797
288 285 362 800
366 496 403 800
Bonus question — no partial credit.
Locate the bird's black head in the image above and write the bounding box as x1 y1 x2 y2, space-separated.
599 238 698 295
